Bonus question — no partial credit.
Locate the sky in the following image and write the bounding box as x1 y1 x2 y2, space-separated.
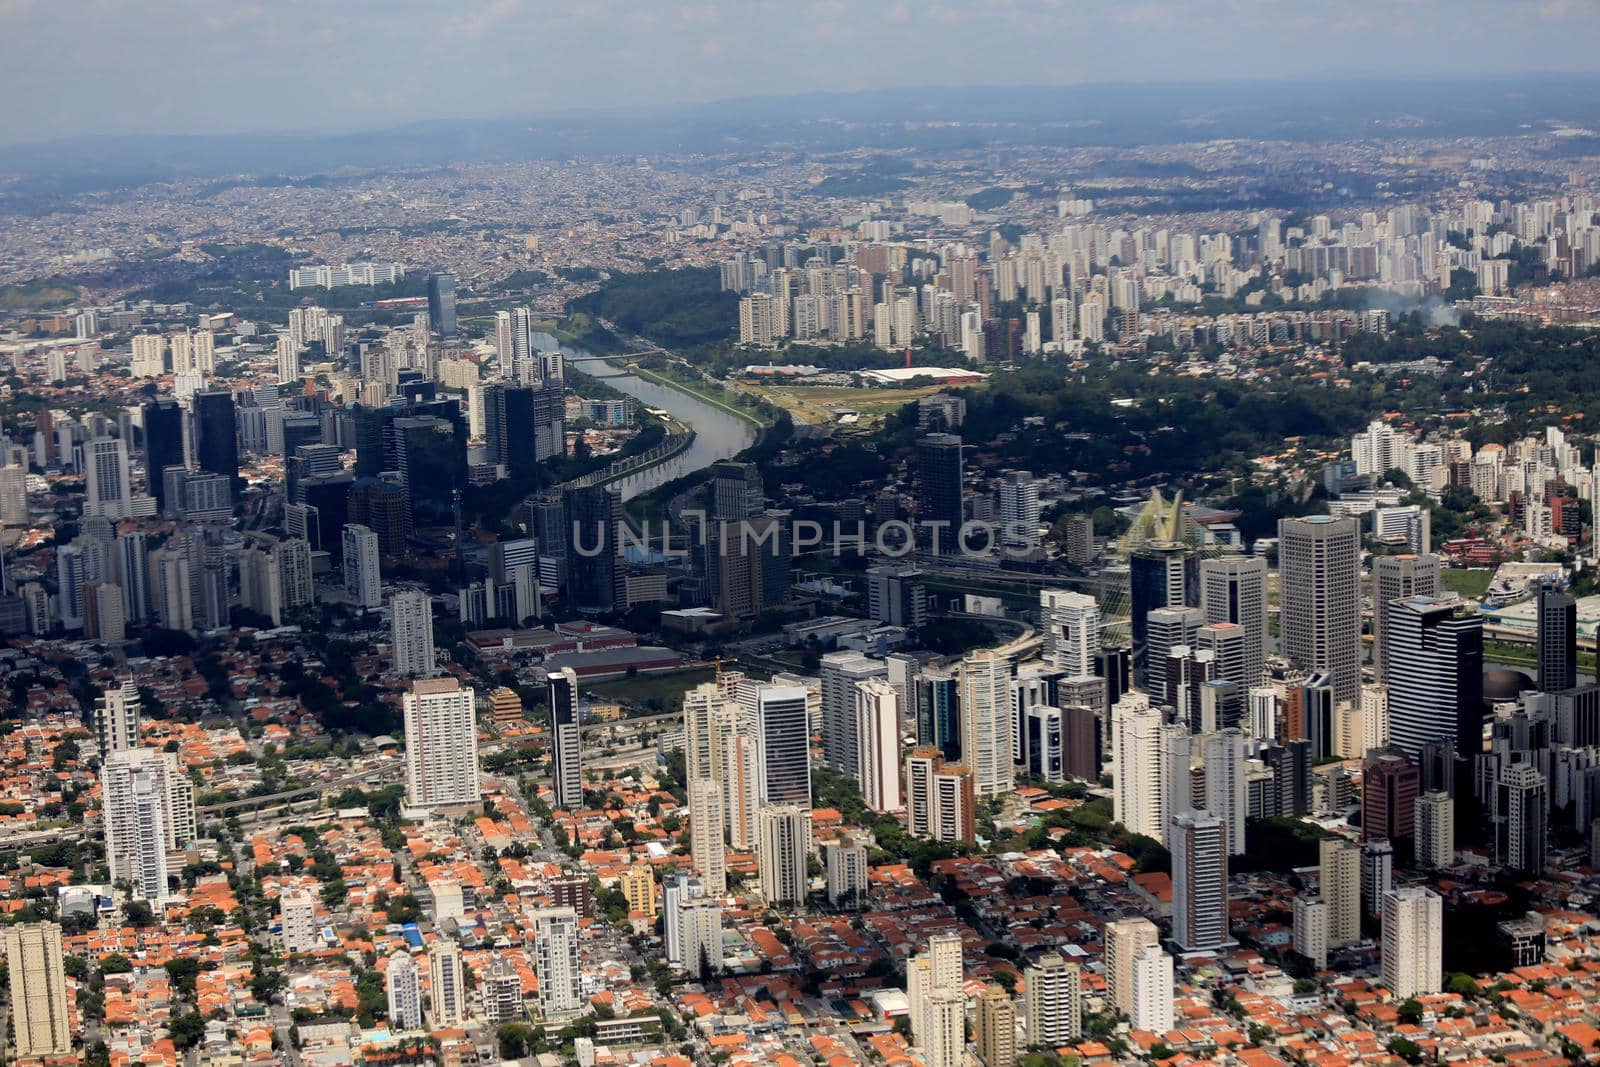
2 0 1599 146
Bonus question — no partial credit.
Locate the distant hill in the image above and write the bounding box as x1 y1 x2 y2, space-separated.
3 76 1599 199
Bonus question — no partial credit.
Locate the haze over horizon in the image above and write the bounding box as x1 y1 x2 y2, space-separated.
3 0 1600 146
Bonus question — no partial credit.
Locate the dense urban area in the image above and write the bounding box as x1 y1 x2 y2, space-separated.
7 74 1600 1067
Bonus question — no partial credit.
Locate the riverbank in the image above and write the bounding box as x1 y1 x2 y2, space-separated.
624 361 771 429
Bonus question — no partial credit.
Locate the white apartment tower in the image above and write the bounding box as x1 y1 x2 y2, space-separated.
343 524 382 609
1381 887 1443 999
533 907 582 1017
402 677 480 811
1040 588 1100 677
856 678 903 812
961 650 1015 798
389 589 435 676
386 950 423 1031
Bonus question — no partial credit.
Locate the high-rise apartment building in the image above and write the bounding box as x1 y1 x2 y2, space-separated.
102 747 194 901
1319 837 1362 947
389 590 435 676
1381 887 1442 999
688 777 727 896
756 803 809 906
1023 953 1081 1048
1171 810 1231 952
820 650 886 779
343 524 382 609
904 747 976 842
6 922 71 1057
1129 944 1175 1034
1040 588 1100 676
95 678 141 755
961 649 1014 798
84 436 131 518
533 907 582 1017
1104 916 1159 1018
428 942 466 1026
548 667 583 811
1203 728 1247 855
1416 790 1455 869
1279 516 1361 706
975 983 1018 1067
998 469 1041 549
402 678 480 811
1494 761 1548 875
1293 896 1328 970
856 678 903 812
385 950 423 1030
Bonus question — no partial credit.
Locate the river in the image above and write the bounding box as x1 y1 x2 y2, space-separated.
534 332 758 500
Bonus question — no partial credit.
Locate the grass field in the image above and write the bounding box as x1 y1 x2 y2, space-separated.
583 668 717 712
745 383 946 427
1441 568 1494 600
0 280 80 312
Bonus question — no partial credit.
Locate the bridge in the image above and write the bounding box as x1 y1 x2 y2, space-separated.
554 424 696 492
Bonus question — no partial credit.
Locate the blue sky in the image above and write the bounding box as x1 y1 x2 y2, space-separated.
2 0 1598 144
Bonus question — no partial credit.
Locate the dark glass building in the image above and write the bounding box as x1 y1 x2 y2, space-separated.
192 390 240 498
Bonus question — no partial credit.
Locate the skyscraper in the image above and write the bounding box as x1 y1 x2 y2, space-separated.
1363 750 1419 845
342 524 382 609
1278 515 1360 706
1112 695 1180 841
426 272 458 337
677 897 723 979
6 922 71 1057
1023 953 1081 1048
915 433 964 555
908 933 964 1048
95 678 141 755
563 485 621 611
402 677 480 811
756 684 812 806
1383 596 1483 758
389 590 435 676
712 460 763 521
756 803 809 906
142 397 185 513
547 667 583 811
1129 540 1191 674
193 389 241 498
1537 583 1577 693
904 747 976 843
1381 887 1443 999
1198 555 1267 687
961 650 1014 798
1171 810 1231 952
1040 588 1100 676
1370 554 1440 682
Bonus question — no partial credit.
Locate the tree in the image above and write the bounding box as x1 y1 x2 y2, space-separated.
169 1011 206 1049
497 1023 534 1059
1397 998 1423 1025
